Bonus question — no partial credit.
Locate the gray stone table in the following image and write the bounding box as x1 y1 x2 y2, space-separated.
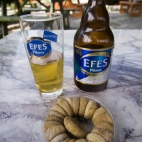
0 30 142 142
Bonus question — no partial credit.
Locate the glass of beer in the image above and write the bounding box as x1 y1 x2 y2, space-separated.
19 13 64 99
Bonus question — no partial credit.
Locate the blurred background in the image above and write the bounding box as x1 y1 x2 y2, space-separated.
0 0 142 37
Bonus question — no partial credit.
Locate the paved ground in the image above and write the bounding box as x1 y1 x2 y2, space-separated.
1 5 142 35
69 11 142 29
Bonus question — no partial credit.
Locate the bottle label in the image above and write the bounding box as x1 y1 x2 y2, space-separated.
27 37 51 57
74 45 113 85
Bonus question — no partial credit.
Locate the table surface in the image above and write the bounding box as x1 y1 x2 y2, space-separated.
0 30 142 142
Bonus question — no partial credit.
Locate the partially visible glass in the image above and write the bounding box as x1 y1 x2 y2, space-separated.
19 13 64 99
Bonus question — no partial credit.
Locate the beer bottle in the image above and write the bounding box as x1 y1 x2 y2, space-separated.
74 0 114 92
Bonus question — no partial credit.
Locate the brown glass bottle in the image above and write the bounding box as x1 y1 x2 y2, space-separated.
74 0 114 92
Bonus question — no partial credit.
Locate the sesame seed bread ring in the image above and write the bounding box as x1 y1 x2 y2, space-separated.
95 122 114 133
62 138 71 142
84 100 100 119
44 96 114 142
51 104 68 116
78 97 89 116
92 107 107 123
64 116 88 138
48 110 65 120
68 139 76 142
72 97 80 115
65 97 73 109
92 128 113 142
93 113 114 126
45 115 63 123
57 98 74 116
75 139 87 142
86 132 107 142
45 125 66 141
44 120 62 132
50 133 69 142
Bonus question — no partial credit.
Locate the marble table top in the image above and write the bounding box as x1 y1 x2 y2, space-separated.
0 30 142 142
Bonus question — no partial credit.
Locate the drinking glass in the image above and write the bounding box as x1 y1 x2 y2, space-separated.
19 13 64 99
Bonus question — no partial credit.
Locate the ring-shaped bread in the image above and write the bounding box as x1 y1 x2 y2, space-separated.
44 97 114 142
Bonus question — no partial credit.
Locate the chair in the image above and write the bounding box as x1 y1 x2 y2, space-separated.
63 0 85 18
129 3 142 17
119 1 142 17
52 0 70 29
119 1 131 13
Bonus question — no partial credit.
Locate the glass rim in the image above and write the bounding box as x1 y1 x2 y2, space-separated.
19 12 62 22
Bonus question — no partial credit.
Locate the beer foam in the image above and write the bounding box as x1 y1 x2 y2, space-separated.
37 30 43 37
30 51 62 65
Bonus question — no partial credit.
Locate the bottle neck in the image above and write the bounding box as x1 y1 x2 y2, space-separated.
88 0 105 7
81 0 110 29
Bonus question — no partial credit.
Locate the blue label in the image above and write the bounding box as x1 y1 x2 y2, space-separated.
80 52 110 74
27 37 51 57
43 30 57 42
74 46 113 83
